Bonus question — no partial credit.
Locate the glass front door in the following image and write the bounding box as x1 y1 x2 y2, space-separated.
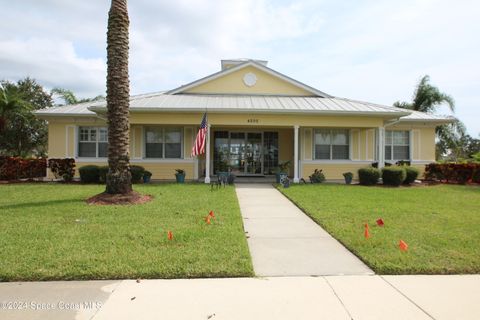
214 131 276 176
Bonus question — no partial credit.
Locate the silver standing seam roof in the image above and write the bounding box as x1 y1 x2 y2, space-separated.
35 91 454 123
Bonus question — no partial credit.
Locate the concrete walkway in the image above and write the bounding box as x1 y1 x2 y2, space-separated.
1 276 479 320
235 184 373 276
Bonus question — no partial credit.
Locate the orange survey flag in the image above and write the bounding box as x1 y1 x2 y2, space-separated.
167 230 173 240
209 210 215 219
205 215 211 224
376 218 384 227
399 240 408 251
364 223 370 239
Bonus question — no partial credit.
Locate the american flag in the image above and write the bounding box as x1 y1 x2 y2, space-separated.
191 113 208 157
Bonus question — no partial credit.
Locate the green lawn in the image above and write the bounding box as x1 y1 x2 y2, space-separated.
279 184 480 274
0 183 253 281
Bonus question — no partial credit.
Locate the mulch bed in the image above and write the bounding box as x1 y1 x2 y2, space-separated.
86 191 153 205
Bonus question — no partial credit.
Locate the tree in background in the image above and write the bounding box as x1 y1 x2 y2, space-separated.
394 75 466 160
104 0 132 194
0 78 52 157
51 87 104 106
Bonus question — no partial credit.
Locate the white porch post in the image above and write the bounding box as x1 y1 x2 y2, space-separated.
293 125 300 183
378 127 385 168
204 124 211 183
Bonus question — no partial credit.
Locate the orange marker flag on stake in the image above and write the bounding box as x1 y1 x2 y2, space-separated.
399 240 408 251
205 215 211 225
364 223 370 239
209 210 215 219
167 230 173 240
376 218 384 227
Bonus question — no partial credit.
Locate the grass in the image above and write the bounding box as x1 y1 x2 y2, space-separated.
0 183 253 281
279 184 480 274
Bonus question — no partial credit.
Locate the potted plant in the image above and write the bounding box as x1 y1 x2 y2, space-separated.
143 170 152 183
343 172 353 184
282 176 290 188
276 161 291 183
175 169 186 183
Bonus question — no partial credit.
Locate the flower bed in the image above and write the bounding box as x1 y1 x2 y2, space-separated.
0 156 46 180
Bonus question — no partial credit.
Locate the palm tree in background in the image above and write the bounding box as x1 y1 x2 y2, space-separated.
105 0 132 194
394 75 465 159
51 87 104 106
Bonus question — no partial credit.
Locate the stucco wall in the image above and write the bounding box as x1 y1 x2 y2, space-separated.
184 65 315 96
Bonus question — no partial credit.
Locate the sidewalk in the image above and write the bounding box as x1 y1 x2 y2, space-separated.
235 184 373 276
1 275 479 320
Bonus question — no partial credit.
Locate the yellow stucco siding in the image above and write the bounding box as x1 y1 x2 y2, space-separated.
278 129 293 176
184 66 315 96
130 112 385 128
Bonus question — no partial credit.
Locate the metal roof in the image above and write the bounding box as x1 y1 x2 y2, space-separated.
35 92 453 122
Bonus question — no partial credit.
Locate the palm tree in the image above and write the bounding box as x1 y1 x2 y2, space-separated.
393 75 455 113
394 75 465 159
105 0 132 194
0 84 25 133
51 87 104 106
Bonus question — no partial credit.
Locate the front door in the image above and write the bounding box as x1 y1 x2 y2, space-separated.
214 131 273 176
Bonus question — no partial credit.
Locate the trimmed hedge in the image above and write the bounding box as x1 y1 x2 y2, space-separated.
358 167 381 185
99 166 109 183
403 166 419 185
382 167 406 186
79 165 100 183
48 158 75 182
425 163 480 184
130 165 145 183
0 156 47 180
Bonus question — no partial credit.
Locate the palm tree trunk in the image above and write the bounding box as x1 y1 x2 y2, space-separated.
105 0 132 194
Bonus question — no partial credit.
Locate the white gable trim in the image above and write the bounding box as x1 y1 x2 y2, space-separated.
166 60 331 97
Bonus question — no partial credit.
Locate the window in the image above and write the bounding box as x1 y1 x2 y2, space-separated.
385 131 410 160
314 129 349 160
145 127 182 158
78 127 108 157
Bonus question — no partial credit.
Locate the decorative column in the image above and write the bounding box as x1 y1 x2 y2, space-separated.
293 125 300 183
204 124 211 183
378 127 385 168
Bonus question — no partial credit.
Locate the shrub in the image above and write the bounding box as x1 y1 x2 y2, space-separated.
382 167 406 186
358 167 380 185
309 169 325 183
424 163 480 184
48 158 75 182
0 157 47 180
99 166 109 183
130 165 145 183
403 166 419 184
79 165 100 183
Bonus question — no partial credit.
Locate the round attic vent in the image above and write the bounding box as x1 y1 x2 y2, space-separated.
243 72 257 87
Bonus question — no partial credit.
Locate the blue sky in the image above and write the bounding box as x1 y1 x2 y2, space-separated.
0 0 479 135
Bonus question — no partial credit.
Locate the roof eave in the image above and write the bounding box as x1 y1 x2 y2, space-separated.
88 106 409 117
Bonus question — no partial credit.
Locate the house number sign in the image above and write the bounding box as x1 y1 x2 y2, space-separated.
247 119 259 123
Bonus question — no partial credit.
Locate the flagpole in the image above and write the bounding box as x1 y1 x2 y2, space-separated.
204 107 211 183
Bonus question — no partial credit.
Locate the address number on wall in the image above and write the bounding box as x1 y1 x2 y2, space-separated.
247 119 259 123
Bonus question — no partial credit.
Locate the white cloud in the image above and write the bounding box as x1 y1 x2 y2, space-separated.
0 0 479 135
0 38 105 97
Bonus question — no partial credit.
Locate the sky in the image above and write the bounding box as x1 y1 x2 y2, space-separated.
0 0 479 135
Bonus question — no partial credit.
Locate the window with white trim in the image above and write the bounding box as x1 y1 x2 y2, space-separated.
145 127 182 158
314 129 350 160
385 130 410 161
78 127 108 157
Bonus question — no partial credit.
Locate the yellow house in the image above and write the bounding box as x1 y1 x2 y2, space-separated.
36 59 453 182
